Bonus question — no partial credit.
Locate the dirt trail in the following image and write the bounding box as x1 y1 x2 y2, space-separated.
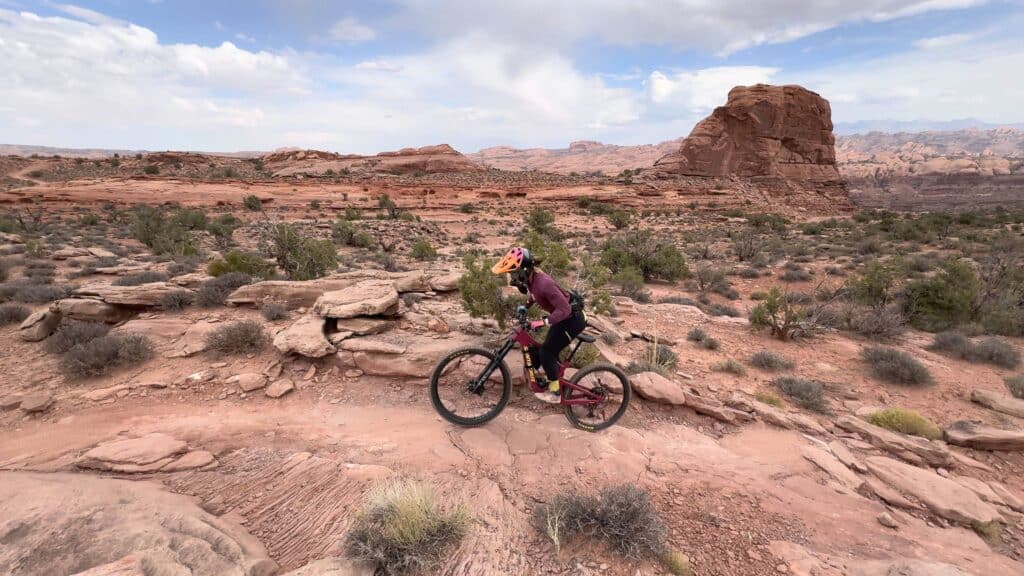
1 396 1018 575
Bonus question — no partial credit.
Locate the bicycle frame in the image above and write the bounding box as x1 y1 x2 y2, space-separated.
470 324 605 407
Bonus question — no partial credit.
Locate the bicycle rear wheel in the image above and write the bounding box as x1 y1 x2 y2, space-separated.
429 347 511 426
563 363 631 432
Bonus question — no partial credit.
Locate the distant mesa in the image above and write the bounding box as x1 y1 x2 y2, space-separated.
262 144 484 177
653 84 842 187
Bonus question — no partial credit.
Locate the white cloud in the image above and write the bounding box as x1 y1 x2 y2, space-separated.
235 32 255 43
329 17 375 43
396 0 991 55
646 66 780 111
913 32 973 48
355 60 403 72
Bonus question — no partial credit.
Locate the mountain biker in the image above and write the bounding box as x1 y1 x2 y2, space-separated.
492 247 587 404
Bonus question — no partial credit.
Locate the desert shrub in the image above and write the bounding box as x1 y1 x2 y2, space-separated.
601 229 689 282
0 282 70 303
44 321 110 354
534 485 668 559
750 287 804 340
167 257 201 276
161 290 193 310
1005 375 1024 399
905 259 979 332
746 213 789 232
410 238 437 261
847 260 895 306
714 358 746 375
607 210 631 230
207 213 240 250
344 479 469 576
207 250 277 280
929 332 1021 368
861 346 932 386
780 267 812 282
0 260 10 282
773 376 828 412
845 304 907 340
750 351 794 371
0 302 30 325
754 391 783 407
113 271 169 286
143 164 159 175
205 320 265 354
171 207 208 231
131 205 198 256
659 295 700 307
867 408 941 440
612 266 646 300
261 302 288 321
243 195 262 211
457 203 475 214
705 303 740 317
732 229 763 262
266 223 338 280
60 333 154 378
458 251 518 325
525 206 555 234
686 327 707 342
785 291 813 304
563 342 600 368
520 229 572 279
196 272 253 307
627 342 678 376
739 267 761 279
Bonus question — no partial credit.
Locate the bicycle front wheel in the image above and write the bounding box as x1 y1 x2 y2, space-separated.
563 363 631 432
429 347 511 426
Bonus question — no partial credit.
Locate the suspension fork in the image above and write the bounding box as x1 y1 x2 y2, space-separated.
469 338 516 394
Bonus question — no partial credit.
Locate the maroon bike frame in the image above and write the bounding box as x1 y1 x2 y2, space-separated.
506 325 605 407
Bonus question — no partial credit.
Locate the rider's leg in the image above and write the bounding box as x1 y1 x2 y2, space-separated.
538 313 587 382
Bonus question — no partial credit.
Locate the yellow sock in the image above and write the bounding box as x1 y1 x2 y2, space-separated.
547 380 559 393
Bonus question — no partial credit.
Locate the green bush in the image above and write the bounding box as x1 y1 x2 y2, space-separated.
207 250 277 280
410 238 437 261
607 210 631 230
525 207 555 233
862 346 932 386
773 376 828 412
845 305 907 340
207 213 240 250
750 287 804 340
601 229 689 282
171 207 208 231
458 251 518 325
267 223 338 280
261 302 288 321
847 260 895 306
754 391 783 407
143 164 159 175
0 283 70 303
204 320 265 354
332 219 375 248
60 333 154 378
750 351 794 371
905 259 979 332
929 332 1021 368
243 195 262 211
612 266 646 300
521 229 571 279
345 479 469 575
130 205 198 256
867 408 941 440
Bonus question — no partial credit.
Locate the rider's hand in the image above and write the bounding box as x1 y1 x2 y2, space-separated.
516 305 528 316
529 319 546 331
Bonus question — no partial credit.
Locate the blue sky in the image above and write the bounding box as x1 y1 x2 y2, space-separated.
1 0 1022 152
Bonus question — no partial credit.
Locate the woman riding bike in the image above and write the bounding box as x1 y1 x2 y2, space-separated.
491 247 586 404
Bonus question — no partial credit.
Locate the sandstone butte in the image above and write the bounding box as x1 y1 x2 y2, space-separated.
653 84 845 191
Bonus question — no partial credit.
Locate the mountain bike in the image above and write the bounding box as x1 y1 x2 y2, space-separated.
428 308 631 432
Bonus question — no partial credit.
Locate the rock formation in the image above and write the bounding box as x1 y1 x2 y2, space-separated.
263 144 484 177
654 84 842 188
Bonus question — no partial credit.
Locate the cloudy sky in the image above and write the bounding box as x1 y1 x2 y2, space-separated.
1 0 1022 153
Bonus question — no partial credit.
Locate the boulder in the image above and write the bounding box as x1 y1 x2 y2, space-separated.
631 372 687 405
265 378 295 398
732 393 827 435
654 84 842 186
864 455 1001 526
945 421 1024 451
227 278 359 309
19 393 53 413
52 247 90 259
52 298 135 324
971 389 1024 419
339 339 406 354
226 373 268 392
681 391 752 423
19 309 62 342
390 270 432 293
73 282 194 307
827 440 868 474
344 337 468 378
273 314 336 358
835 415 955 469
161 450 217 472
168 272 211 289
86 247 118 258
314 280 400 319
0 472 276 575
77 433 188 473
335 317 394 336
801 445 864 493
429 272 460 292
988 482 1024 513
